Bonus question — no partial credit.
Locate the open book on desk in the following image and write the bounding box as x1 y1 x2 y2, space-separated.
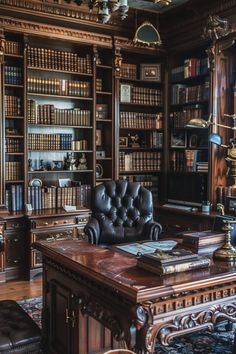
115 240 177 256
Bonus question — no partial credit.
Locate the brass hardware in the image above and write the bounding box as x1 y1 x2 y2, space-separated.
43 222 49 226
13 238 19 243
54 221 58 225
65 308 77 328
214 220 236 261
63 221 68 224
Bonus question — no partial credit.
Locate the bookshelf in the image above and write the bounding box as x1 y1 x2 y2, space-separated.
94 46 114 185
4 35 25 212
168 51 210 206
116 48 165 203
25 38 94 211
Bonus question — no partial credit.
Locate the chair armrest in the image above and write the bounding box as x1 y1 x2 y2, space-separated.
144 221 162 241
84 217 100 245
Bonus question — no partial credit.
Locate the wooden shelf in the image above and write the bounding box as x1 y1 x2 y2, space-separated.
28 169 94 174
5 84 23 88
29 150 93 153
120 102 163 108
27 93 93 100
5 53 23 58
27 66 93 77
28 124 93 129
96 64 112 69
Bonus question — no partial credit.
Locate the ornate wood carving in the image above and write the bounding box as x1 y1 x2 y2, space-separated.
114 36 164 54
0 16 113 47
0 0 120 26
0 30 5 65
157 302 236 345
202 15 231 42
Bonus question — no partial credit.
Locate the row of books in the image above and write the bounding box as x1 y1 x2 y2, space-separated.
5 137 23 153
182 230 225 256
120 111 163 129
27 185 91 210
170 150 208 172
119 151 162 172
27 100 91 126
71 139 88 151
131 87 162 106
5 161 22 181
28 133 73 150
171 80 209 105
5 95 22 116
4 66 23 85
170 105 205 128
6 184 23 211
118 63 137 80
171 57 209 81
27 46 92 74
27 77 91 97
5 40 22 55
149 131 163 148
96 79 102 91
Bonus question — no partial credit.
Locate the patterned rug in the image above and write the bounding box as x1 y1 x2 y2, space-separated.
17 297 235 354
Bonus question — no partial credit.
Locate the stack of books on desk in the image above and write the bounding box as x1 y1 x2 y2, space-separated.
182 230 225 255
137 248 211 275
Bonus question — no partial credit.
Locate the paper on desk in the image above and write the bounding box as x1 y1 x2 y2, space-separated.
116 240 177 255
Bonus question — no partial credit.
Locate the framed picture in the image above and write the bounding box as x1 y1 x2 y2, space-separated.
59 178 71 187
96 129 102 146
119 137 128 147
120 84 131 103
140 63 161 82
171 132 187 148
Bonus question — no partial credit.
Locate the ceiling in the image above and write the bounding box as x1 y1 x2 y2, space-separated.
127 0 190 13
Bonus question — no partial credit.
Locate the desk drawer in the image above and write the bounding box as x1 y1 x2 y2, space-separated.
31 228 75 243
77 215 90 226
5 220 24 231
33 217 76 229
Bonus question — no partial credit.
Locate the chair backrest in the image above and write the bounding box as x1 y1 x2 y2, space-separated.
92 180 153 244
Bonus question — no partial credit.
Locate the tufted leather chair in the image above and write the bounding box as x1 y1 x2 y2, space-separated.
84 180 162 245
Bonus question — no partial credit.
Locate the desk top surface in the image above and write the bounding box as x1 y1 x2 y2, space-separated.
35 239 236 303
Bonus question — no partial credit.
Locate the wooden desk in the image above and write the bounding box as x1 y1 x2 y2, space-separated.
35 240 236 354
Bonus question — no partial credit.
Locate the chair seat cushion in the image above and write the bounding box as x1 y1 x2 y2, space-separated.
0 300 41 353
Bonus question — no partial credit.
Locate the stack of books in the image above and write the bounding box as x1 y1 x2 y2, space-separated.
137 248 211 275
182 230 225 255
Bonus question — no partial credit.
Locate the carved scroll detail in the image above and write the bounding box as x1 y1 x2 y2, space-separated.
202 15 231 42
158 302 236 346
0 17 112 47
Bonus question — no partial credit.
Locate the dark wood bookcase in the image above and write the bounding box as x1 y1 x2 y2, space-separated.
114 39 166 203
167 47 210 208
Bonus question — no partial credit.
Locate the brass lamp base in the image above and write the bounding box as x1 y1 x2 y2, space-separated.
213 221 236 261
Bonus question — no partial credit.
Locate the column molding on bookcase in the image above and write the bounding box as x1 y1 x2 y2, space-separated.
0 29 5 210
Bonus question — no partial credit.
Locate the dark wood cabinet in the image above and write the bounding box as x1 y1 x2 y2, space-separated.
26 209 91 279
155 205 216 236
4 217 25 281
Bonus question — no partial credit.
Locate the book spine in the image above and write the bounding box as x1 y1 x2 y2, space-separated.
158 258 210 275
138 257 210 275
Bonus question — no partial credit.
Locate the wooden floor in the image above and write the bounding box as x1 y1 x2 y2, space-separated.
0 279 42 301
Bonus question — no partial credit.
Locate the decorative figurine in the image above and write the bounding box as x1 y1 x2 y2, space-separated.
78 153 87 170
39 159 46 171
65 153 77 171
28 159 34 172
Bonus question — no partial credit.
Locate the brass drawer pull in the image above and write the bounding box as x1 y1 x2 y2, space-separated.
43 222 49 226
54 221 58 225
63 220 68 224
